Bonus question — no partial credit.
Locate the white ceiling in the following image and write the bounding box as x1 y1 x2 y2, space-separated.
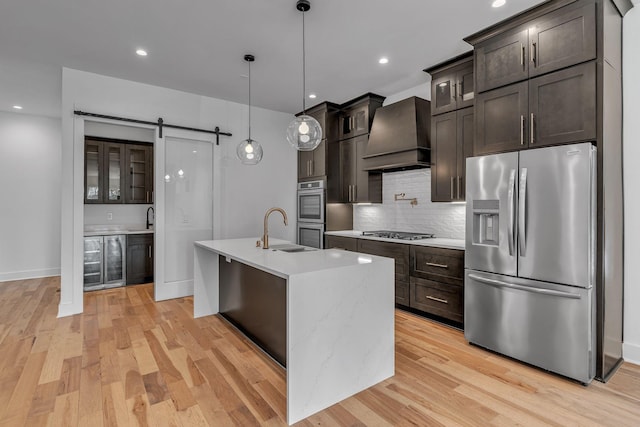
1 0 549 117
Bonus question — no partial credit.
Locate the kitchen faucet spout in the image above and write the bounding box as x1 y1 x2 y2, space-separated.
262 207 288 249
146 206 155 229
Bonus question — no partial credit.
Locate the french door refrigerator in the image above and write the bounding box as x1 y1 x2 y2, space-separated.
465 142 596 383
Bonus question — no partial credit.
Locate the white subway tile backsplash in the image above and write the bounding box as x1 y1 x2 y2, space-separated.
353 169 465 239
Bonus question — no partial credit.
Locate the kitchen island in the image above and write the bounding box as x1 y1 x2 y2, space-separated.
193 238 395 425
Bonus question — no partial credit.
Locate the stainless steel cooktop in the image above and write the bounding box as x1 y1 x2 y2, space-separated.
361 230 435 240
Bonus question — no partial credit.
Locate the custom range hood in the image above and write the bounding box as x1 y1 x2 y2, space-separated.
363 96 431 171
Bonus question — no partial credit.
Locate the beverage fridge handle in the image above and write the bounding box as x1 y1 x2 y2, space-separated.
519 168 528 256
507 169 516 256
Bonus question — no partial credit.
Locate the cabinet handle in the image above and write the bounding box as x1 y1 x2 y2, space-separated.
530 113 535 144
457 176 461 199
520 43 525 67
348 185 352 202
458 82 463 99
531 41 537 65
426 295 449 304
425 262 449 269
450 177 454 199
520 115 525 145
148 246 152 258
452 81 457 99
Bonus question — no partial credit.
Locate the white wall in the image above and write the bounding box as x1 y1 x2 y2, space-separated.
623 5 640 364
353 169 465 239
59 68 295 316
0 111 61 281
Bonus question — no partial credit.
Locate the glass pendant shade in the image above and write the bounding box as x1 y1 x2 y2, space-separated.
286 114 322 151
236 138 263 165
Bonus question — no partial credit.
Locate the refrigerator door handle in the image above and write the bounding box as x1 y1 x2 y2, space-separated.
468 274 581 299
508 169 516 256
519 168 528 256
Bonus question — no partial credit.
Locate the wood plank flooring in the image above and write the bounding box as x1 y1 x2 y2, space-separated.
1 276 639 426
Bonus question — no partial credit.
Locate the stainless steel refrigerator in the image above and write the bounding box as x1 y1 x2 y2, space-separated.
465 142 596 383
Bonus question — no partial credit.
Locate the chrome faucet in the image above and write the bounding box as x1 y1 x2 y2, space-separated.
146 206 155 229
262 207 288 249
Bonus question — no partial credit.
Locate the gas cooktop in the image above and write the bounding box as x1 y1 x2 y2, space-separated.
361 230 435 240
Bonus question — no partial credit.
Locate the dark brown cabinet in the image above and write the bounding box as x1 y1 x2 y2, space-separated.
475 62 596 155
297 102 339 181
410 246 464 323
340 135 382 204
327 94 385 204
125 144 153 204
425 52 475 202
431 108 474 201
357 239 410 306
85 138 125 204
338 95 383 140
429 58 474 116
475 2 596 93
126 233 154 285
324 235 358 251
85 138 153 204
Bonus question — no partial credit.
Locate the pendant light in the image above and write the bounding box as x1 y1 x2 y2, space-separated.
237 54 263 165
286 0 323 151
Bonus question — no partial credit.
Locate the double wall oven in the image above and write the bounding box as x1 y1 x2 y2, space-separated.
297 180 325 249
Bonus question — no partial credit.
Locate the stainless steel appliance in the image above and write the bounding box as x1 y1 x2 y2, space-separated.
465 142 596 383
361 230 435 240
297 180 325 248
83 235 127 291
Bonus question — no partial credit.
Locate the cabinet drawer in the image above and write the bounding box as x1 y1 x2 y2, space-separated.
411 246 464 284
396 281 409 306
357 239 410 282
325 235 358 251
410 277 463 323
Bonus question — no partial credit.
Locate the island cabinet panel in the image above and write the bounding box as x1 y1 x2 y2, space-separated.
410 246 464 323
218 256 287 366
325 235 358 251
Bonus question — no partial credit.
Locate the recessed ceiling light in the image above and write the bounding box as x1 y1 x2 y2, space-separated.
12 105 23 110
492 0 506 7
136 49 148 57
378 57 389 64
309 94 317 99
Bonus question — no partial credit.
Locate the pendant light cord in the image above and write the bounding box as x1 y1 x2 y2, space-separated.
248 59 252 141
302 10 306 114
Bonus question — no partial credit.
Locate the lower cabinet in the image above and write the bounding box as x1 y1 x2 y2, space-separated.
410 246 465 324
126 234 154 285
325 235 359 251
410 278 463 323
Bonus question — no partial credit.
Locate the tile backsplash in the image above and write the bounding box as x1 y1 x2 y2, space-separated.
353 169 466 239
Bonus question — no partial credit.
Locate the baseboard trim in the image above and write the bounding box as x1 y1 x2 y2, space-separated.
154 280 193 301
0 268 61 283
623 342 640 365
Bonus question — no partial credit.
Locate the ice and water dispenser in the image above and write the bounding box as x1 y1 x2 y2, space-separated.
471 199 500 246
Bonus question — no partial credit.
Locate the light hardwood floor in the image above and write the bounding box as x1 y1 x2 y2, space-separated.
1 276 639 426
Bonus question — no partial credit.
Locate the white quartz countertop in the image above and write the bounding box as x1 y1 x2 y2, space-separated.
84 225 154 237
324 230 465 250
195 238 388 279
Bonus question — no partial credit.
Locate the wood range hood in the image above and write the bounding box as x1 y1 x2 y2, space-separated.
363 96 431 172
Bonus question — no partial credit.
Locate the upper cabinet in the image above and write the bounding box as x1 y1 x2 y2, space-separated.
428 56 475 116
338 94 384 140
475 2 596 93
297 102 339 182
425 53 474 202
125 144 154 204
327 94 385 204
84 137 154 204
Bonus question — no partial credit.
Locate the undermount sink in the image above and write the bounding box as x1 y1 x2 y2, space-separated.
270 244 317 253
